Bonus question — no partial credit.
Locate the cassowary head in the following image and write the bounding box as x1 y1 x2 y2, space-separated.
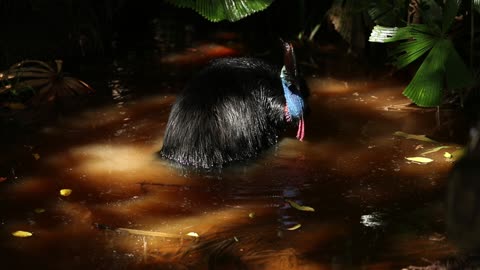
280 41 305 141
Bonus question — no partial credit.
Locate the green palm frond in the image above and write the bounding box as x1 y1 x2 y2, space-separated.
368 0 474 107
403 40 449 107
165 0 275 22
369 24 440 69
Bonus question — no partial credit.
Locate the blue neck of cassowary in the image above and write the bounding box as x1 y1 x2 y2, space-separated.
280 66 304 120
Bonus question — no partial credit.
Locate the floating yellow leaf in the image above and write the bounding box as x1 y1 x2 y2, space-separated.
444 152 453 159
34 208 45 214
451 148 465 160
421 146 450 156
286 199 315 212
186 232 199 238
248 212 256 218
32 153 40 160
405 157 434 164
12 231 33 237
393 131 437 143
60 189 72 196
287 224 302 231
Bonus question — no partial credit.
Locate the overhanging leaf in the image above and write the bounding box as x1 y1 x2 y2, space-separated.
370 24 439 69
165 0 274 22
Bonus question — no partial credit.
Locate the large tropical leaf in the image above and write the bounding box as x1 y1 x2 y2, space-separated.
370 24 440 69
368 0 473 107
0 60 94 105
402 40 449 107
165 0 275 22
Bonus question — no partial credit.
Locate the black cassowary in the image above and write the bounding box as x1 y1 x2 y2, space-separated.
159 41 307 169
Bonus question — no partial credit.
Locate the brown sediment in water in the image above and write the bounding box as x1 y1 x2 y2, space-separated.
0 44 466 270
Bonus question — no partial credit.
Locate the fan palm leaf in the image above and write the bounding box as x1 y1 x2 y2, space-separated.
165 0 274 22
0 59 94 105
368 0 474 107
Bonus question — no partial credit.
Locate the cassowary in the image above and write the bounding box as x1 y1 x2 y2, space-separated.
159 41 307 169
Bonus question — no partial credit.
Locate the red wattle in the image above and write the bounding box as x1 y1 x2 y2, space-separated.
296 116 304 141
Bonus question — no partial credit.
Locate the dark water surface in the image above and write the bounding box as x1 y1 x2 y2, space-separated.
0 43 464 269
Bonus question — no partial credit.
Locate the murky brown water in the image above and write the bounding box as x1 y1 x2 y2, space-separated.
0 43 466 269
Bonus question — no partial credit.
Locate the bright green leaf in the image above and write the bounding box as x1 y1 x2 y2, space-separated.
402 40 451 107
165 0 274 22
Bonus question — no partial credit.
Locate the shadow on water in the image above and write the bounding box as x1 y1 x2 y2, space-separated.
0 41 468 269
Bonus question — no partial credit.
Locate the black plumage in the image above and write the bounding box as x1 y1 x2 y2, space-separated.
159 43 306 169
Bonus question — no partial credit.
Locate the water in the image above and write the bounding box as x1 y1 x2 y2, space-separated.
0 43 465 269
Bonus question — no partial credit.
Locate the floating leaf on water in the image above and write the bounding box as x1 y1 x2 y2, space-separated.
34 208 45 214
12 231 33 237
405 157 434 164
60 189 72 196
421 146 450 156
285 199 315 212
248 212 255 219
444 152 453 159
32 153 40 160
233 236 239 242
451 148 465 160
393 131 437 143
186 232 199 238
286 224 302 231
